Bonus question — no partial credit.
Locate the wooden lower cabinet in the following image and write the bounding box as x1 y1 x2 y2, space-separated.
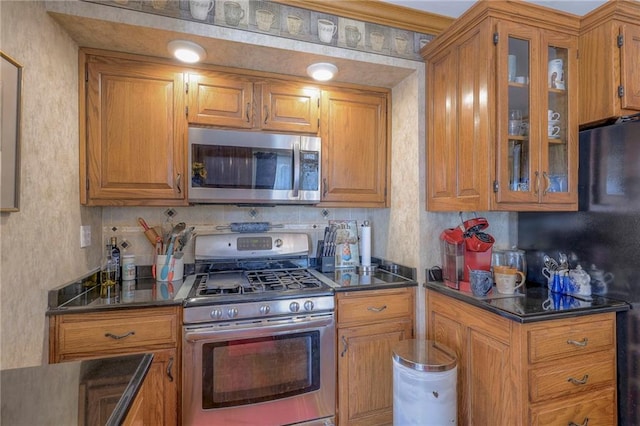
426 289 617 425
336 287 415 426
49 306 180 426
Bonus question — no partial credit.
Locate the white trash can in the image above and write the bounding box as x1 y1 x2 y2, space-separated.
392 339 457 425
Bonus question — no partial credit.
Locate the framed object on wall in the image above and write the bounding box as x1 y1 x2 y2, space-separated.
1 51 22 212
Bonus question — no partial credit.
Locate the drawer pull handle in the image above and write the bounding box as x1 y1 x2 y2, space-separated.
569 418 589 426
340 336 348 357
167 356 174 382
567 338 588 347
104 331 135 340
368 305 387 313
567 374 589 385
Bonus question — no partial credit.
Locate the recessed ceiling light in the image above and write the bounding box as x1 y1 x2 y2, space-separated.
167 40 206 63
306 63 338 81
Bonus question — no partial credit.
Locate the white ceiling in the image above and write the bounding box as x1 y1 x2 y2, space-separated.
380 0 608 18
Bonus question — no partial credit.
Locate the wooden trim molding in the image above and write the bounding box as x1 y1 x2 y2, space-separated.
272 0 455 34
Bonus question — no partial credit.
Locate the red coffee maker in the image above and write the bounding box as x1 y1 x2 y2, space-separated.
440 215 494 292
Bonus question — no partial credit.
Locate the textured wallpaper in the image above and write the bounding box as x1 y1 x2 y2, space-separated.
0 1 103 370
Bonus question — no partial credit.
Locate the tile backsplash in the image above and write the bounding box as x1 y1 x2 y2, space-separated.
103 205 372 266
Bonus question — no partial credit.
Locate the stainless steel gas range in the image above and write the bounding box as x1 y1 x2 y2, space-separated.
181 232 336 426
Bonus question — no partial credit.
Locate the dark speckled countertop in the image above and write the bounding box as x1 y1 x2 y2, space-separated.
425 280 629 323
46 267 191 315
1 354 152 426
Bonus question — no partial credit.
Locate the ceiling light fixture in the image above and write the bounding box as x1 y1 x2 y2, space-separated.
306 63 338 81
167 40 206 63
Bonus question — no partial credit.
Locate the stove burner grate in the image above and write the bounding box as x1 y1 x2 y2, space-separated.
245 269 323 291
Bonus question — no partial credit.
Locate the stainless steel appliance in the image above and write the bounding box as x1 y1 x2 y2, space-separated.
188 127 321 204
181 232 336 426
519 115 640 425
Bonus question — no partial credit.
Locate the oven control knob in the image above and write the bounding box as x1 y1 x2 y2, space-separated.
274 238 283 248
289 301 300 312
227 307 239 318
259 305 271 315
304 300 314 311
210 308 223 319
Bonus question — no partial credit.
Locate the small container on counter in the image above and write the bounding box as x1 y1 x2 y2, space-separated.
122 254 136 281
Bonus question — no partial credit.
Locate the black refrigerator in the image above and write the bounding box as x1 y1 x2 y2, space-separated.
518 116 640 425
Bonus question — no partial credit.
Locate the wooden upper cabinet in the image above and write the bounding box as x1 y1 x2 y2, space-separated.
422 1 579 212
187 71 320 133
186 71 254 128
320 89 389 207
82 51 187 206
579 1 640 126
259 82 320 133
425 21 492 211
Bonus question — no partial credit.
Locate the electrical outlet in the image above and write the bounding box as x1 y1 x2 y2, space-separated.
80 225 91 248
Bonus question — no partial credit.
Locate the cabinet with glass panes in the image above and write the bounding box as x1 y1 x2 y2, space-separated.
422 1 579 212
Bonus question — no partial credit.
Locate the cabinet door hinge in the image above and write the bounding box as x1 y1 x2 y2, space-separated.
493 180 499 193
618 85 625 98
85 67 88 82
184 73 189 94
493 32 499 45
86 178 89 191
185 105 189 117
617 34 624 48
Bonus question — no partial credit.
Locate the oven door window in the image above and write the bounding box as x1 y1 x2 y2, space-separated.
192 145 294 191
202 330 320 408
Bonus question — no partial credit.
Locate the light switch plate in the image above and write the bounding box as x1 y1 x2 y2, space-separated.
80 225 91 248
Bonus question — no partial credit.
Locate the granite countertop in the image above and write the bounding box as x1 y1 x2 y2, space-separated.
425 280 630 323
47 267 192 315
1 353 152 426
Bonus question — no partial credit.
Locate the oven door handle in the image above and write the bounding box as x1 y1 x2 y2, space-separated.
184 315 334 343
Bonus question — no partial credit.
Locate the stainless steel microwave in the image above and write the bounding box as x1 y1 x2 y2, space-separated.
188 127 321 204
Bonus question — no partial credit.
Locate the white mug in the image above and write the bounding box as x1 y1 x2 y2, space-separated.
317 19 336 43
548 59 564 89
495 270 525 294
190 0 214 20
548 121 561 138
548 109 560 121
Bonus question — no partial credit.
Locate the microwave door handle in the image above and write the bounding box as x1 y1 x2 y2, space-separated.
292 141 301 198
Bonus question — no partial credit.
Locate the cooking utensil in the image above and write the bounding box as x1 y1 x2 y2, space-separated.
160 223 185 280
139 217 160 246
177 226 195 252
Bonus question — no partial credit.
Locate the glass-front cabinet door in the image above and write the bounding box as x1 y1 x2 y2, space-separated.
495 22 577 208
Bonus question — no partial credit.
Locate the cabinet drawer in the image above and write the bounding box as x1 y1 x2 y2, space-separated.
54 308 178 360
529 350 615 403
528 315 614 363
530 388 616 425
337 289 413 325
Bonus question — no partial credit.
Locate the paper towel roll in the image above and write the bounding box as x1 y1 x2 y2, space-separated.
360 221 371 267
